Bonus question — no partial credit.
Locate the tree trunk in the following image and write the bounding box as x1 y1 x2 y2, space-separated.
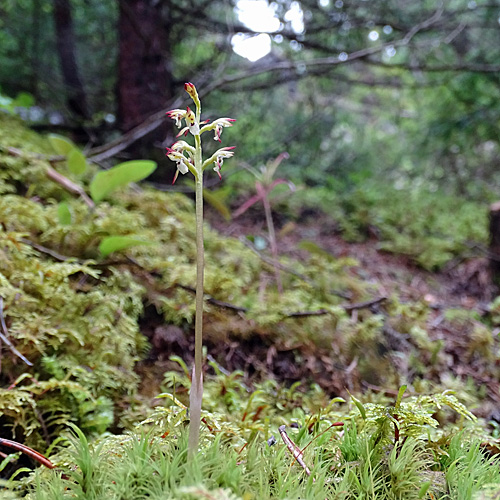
117 0 172 133
30 0 42 98
52 0 90 120
489 201 500 290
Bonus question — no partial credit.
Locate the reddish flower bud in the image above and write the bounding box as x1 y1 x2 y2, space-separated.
184 82 199 102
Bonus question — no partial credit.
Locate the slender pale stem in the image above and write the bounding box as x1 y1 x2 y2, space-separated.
262 194 282 293
188 131 204 456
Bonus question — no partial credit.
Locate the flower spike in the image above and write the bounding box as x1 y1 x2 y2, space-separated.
164 82 235 457
166 83 235 181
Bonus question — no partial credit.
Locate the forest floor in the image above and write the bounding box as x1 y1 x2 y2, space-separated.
209 207 493 310
139 206 499 420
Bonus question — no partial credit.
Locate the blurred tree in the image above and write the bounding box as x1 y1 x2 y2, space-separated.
117 0 172 132
52 0 90 120
1 0 500 194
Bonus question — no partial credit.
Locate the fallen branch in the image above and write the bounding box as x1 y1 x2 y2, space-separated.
177 283 386 318
3 145 65 163
177 284 247 312
343 296 388 312
15 240 386 320
278 425 312 477
0 297 33 367
45 166 95 208
19 238 72 262
0 438 54 469
4 146 95 208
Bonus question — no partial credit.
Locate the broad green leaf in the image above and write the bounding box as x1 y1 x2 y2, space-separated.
48 134 76 156
90 160 157 202
57 202 72 225
67 148 87 175
99 236 154 257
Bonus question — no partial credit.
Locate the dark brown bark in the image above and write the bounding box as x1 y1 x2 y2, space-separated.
52 0 90 120
30 0 42 97
489 201 500 289
117 0 172 133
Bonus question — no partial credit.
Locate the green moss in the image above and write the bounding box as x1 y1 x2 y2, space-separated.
0 115 368 452
0 112 498 491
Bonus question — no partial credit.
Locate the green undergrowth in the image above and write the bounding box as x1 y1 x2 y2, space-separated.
1 114 500 497
8 381 500 499
0 113 369 450
290 181 488 270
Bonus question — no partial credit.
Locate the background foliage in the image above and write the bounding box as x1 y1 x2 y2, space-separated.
1 0 500 497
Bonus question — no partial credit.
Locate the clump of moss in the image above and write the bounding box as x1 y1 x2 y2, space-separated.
0 114 367 452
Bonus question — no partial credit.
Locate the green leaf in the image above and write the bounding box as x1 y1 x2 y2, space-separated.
418 481 431 499
13 92 34 108
395 384 407 410
99 236 154 257
67 149 87 175
90 160 157 202
348 392 366 420
57 202 72 226
48 134 76 156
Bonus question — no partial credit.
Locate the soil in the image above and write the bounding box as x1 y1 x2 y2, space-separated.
208 207 493 308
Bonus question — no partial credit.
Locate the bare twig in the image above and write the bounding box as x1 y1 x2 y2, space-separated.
177 284 248 312
0 437 54 469
176 282 385 318
278 425 312 477
3 146 94 208
80 8 453 163
19 238 72 262
0 297 33 367
45 166 95 208
343 296 388 312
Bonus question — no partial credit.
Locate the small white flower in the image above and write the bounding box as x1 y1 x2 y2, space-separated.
212 146 236 178
165 109 186 128
213 118 236 142
165 147 193 182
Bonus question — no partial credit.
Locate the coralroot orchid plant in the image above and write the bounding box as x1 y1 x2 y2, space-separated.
165 83 235 455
